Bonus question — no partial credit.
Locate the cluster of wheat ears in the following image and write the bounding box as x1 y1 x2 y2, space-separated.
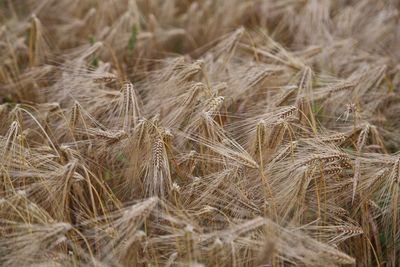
1 0 400 266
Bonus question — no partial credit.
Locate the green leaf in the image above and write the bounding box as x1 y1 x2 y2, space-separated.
128 24 138 52
89 35 96 45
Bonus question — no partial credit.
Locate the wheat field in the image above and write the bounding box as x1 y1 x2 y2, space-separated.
1 0 400 266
